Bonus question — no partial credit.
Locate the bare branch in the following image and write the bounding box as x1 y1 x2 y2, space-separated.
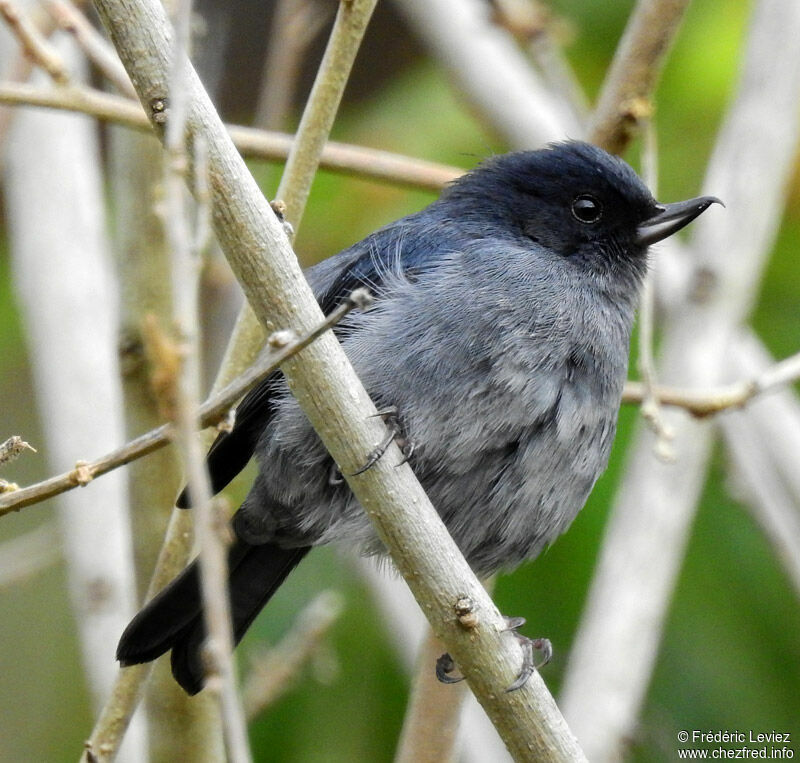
255 0 333 130
212 0 380 392
393 0 581 149
0 0 70 83
161 0 251 755
0 82 461 190
0 294 365 517
589 0 692 154
44 0 136 97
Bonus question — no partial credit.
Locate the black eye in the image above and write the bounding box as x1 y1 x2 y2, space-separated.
571 194 603 224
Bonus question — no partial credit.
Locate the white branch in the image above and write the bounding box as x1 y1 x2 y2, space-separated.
391 0 581 149
2 27 146 762
721 333 800 598
559 2 800 759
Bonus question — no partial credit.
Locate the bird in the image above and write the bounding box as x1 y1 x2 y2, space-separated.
117 140 720 695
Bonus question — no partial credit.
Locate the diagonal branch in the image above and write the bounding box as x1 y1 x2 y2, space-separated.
0 293 366 517
589 0 693 154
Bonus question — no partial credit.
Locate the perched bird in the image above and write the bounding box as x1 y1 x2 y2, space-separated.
117 141 720 694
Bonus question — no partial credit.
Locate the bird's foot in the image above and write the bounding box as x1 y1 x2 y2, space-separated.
350 406 415 475
435 652 464 684
503 616 552 693
434 616 552 692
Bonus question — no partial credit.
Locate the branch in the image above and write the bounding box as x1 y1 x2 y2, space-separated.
393 0 581 149
589 0 693 154
255 0 333 129
0 293 367 517
211 0 379 396
44 0 136 97
161 0 251 755
621 346 800 417
0 82 461 190
92 0 585 756
0 0 70 83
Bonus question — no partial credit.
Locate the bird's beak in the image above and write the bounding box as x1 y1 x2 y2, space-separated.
636 196 723 246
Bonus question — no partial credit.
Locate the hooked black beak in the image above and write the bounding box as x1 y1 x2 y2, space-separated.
636 196 723 246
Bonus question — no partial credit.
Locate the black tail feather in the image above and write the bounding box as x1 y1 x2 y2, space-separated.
169 544 309 695
117 540 309 695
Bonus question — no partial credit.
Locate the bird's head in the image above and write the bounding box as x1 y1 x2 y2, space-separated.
443 141 721 276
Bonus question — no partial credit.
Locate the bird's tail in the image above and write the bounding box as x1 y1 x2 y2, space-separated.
117 539 309 695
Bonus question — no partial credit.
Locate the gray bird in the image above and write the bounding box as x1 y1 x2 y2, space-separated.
117 140 720 694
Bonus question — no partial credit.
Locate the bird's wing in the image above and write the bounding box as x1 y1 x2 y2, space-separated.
177 214 443 507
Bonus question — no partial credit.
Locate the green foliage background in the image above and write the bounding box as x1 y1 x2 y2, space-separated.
1 0 799 760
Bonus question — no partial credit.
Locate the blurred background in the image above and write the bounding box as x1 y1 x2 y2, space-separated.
1 0 799 760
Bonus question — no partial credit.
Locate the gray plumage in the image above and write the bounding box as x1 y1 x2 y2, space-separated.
118 141 720 694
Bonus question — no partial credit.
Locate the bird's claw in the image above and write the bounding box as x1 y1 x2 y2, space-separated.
503 616 552 693
434 617 551 691
435 652 464 684
350 406 414 475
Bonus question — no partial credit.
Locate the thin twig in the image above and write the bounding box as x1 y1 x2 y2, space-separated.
636 123 674 459
490 0 589 126
622 347 800 417
0 293 367 517
275 0 379 229
242 591 343 720
164 0 251 748
44 0 136 97
0 0 70 83
0 82 461 190
589 0 693 154
255 0 332 130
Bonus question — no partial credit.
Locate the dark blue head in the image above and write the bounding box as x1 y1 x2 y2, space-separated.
440 141 720 271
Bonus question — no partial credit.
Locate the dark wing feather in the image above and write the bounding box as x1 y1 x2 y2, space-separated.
177 213 444 508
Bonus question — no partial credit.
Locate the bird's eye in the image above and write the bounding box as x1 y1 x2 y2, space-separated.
571 194 603 224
